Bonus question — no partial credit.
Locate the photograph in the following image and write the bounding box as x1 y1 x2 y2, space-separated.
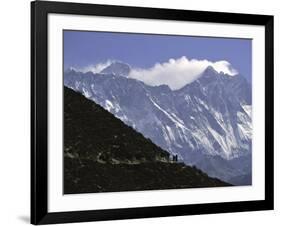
29 1 273 224
63 30 252 194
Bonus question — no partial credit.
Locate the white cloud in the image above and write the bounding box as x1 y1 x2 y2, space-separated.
128 56 238 90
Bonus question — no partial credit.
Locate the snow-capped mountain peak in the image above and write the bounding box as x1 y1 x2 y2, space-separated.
100 61 131 77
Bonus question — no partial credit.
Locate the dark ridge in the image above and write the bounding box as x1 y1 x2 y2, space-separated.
64 86 230 194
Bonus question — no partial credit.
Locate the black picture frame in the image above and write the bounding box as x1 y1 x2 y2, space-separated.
31 0 274 224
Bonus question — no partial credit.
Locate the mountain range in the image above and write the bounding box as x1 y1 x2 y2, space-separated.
64 61 252 185
64 86 229 193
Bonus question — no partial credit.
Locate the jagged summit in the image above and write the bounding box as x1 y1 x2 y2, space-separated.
204 65 219 74
199 65 237 82
100 61 131 77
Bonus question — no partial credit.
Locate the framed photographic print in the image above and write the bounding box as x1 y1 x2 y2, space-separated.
31 0 274 224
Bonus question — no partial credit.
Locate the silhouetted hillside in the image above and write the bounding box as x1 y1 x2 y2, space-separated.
64 86 230 194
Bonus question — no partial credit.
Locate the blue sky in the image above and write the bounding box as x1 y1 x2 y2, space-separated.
64 30 252 83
